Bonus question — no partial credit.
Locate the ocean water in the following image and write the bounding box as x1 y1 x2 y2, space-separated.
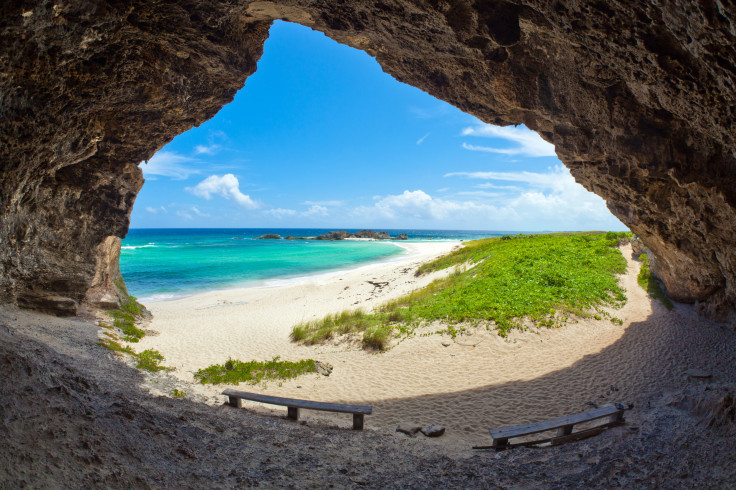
120 229 505 301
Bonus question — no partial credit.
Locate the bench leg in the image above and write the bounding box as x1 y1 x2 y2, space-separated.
608 411 624 425
353 413 364 430
557 424 573 437
228 396 242 408
493 438 509 450
287 406 299 420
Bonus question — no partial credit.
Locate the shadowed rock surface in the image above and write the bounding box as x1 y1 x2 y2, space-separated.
1 306 735 487
1 2 735 319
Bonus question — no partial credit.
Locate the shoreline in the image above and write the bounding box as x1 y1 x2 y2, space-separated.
134 240 449 303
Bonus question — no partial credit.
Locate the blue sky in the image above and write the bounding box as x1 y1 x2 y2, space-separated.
134 21 627 232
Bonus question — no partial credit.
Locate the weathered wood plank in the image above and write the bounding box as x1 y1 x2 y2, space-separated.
222 389 372 415
494 425 610 449
490 405 623 440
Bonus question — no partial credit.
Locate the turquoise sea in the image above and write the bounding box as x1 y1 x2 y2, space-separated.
120 229 507 301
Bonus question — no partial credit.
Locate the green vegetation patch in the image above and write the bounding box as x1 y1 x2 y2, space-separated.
172 389 186 398
292 232 630 347
98 337 136 355
108 310 146 342
120 294 146 316
136 349 171 372
637 253 674 309
99 337 172 372
193 357 318 385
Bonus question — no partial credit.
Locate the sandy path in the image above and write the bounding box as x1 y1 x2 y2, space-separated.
135 243 736 455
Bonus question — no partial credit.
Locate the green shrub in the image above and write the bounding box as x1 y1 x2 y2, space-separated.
136 349 171 372
108 308 146 342
194 357 318 385
637 254 674 309
172 389 186 398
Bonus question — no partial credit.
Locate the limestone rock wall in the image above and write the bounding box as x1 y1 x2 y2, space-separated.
1 1 734 319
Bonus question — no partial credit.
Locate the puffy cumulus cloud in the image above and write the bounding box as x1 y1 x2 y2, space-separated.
139 151 199 179
444 166 627 230
355 190 495 221
186 174 258 209
461 124 556 157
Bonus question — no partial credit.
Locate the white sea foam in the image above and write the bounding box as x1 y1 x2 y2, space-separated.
121 243 156 250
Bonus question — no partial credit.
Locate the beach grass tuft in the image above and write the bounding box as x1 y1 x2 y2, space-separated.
108 310 146 342
98 337 173 372
98 337 136 355
194 356 318 385
135 349 171 372
362 325 393 351
291 232 632 349
637 253 674 309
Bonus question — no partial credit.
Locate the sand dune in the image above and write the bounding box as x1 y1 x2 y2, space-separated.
135 243 736 453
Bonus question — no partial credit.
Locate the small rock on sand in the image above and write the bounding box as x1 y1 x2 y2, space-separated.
315 361 333 376
396 423 422 436
421 425 445 437
441 340 452 347
684 368 712 378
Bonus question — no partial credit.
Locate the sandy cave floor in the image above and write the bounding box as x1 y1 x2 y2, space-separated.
1 243 736 487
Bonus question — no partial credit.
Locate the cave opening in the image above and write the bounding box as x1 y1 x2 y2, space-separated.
126 20 626 302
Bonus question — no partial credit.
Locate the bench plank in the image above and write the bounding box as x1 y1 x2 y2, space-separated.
223 389 372 415
490 405 622 440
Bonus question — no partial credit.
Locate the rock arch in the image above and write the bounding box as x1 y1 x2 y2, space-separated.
1 1 734 319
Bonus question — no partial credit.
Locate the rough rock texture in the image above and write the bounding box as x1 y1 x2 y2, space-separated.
2 306 736 487
1 1 735 318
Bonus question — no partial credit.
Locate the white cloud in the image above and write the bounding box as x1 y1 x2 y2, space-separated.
443 165 626 230
190 206 210 217
355 190 493 221
175 206 210 220
303 204 328 216
177 210 193 220
445 167 572 192
456 191 503 198
186 174 259 209
139 151 199 179
194 144 221 155
145 206 167 214
303 200 343 207
476 182 522 190
461 124 556 157
266 208 298 218
416 133 429 145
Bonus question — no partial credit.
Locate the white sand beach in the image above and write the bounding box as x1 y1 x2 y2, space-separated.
133 242 736 453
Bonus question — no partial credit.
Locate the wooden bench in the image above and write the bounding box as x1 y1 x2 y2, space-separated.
223 388 372 430
489 404 626 450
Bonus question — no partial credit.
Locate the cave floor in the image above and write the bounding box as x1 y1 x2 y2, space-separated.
1 305 735 488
